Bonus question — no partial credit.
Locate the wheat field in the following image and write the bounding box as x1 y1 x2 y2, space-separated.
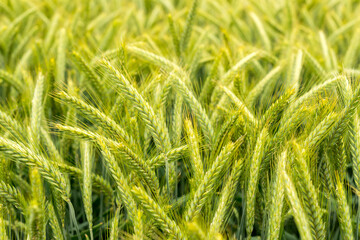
1 0 360 239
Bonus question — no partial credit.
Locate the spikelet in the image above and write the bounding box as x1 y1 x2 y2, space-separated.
350 116 360 190
329 81 360 147
133 209 144 240
304 113 338 153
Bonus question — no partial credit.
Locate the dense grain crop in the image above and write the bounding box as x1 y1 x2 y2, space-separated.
1 0 360 239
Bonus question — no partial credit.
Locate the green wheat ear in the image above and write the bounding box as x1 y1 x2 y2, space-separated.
2 0 360 239
81 141 94 240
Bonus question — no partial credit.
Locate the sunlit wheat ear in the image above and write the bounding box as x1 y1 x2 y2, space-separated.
171 73 214 148
30 72 45 146
103 60 171 153
199 49 223 104
266 150 286 240
168 14 181 58
303 113 338 155
180 0 198 52
0 109 25 140
210 52 259 120
246 65 283 106
126 45 182 73
56 28 67 86
0 206 7 239
319 31 333 71
109 207 121 240
350 116 360 191
131 186 186 240
56 91 135 146
56 123 159 194
28 168 46 240
0 180 27 213
292 146 326 240
246 128 268 238
0 70 23 92
334 174 354 240
171 94 183 146
55 161 113 197
148 145 188 169
0 137 69 201
286 49 303 95
185 140 240 222
283 169 312 240
210 157 245 234
71 51 105 95
281 75 342 124
47 202 64 240
184 119 204 187
329 81 360 146
81 141 94 240
220 85 257 126
97 139 137 220
261 88 295 128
